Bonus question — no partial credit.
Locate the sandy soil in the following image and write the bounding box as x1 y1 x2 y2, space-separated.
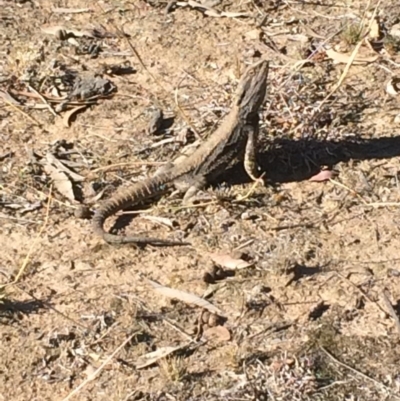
1 1 400 400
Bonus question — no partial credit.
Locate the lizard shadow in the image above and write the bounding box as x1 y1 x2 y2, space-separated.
111 135 400 234
218 135 400 187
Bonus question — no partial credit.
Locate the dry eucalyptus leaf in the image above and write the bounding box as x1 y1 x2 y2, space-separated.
45 153 85 182
146 278 225 316
326 48 379 65
43 163 75 201
62 105 89 127
136 346 183 369
210 252 253 270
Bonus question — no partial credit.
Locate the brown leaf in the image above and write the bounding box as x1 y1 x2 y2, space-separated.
309 170 334 182
146 278 225 316
202 326 231 342
45 153 85 182
209 252 253 270
63 105 89 127
326 48 379 65
43 163 75 201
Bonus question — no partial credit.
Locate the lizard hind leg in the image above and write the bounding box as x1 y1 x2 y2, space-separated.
176 175 207 205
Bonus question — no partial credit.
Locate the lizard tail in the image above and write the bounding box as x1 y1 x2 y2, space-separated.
91 176 190 246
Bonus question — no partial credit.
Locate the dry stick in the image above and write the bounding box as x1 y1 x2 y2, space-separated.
60 331 138 401
320 346 400 399
335 272 389 317
27 84 58 116
1 97 41 126
329 179 400 209
163 318 196 342
15 284 88 330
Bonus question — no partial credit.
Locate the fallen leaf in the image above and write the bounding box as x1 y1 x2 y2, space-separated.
45 153 85 182
62 105 89 127
43 163 75 201
309 170 334 182
209 252 253 270
136 346 183 369
202 326 231 342
326 48 379 65
146 278 225 316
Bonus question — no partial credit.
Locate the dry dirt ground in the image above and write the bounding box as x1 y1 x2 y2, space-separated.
2 1 400 400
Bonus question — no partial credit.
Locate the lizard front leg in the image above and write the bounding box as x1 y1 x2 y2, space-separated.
243 123 265 184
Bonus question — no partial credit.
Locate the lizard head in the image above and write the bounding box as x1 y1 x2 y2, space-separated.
235 59 269 115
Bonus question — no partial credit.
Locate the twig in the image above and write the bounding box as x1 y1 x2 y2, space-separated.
320 346 399 399
15 285 88 330
335 271 389 317
1 96 41 126
61 331 138 401
164 318 196 342
330 179 400 209
27 84 58 116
